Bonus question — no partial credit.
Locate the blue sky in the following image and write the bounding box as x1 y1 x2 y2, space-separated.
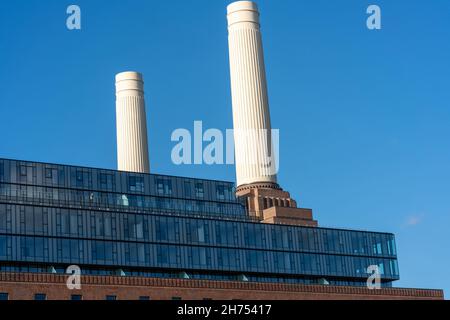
0 0 449 296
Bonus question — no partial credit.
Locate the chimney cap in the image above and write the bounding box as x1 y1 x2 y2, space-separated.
115 71 143 83
227 1 260 27
227 1 258 15
115 71 144 95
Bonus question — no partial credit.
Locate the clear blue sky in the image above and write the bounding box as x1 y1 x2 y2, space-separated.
0 0 449 296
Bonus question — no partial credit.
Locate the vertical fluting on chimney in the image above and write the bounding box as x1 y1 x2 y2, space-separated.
115 71 150 174
227 1 278 189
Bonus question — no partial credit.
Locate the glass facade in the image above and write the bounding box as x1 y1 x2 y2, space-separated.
0 158 399 286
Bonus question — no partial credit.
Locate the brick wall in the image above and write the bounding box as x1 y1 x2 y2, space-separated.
0 272 444 300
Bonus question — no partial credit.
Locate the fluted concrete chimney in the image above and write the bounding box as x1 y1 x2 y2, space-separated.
226 2 317 226
115 71 150 174
227 1 278 190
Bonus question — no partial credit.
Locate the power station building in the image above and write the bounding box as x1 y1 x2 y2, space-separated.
0 1 443 300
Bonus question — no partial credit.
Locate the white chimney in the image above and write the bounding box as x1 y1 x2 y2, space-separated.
115 71 150 174
227 1 278 189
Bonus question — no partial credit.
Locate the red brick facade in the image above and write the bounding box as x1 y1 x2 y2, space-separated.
0 272 444 300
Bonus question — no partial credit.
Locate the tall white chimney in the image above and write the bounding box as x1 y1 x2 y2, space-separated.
226 2 317 226
227 1 278 189
115 71 150 174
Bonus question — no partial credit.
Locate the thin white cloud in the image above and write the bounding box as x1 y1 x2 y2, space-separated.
404 214 424 227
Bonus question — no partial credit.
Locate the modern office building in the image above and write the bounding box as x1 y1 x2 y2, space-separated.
0 1 444 300
0 158 443 300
